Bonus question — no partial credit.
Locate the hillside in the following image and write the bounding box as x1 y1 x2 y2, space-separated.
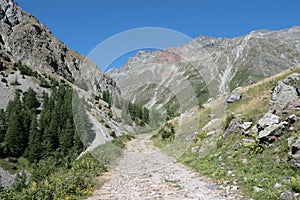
150 68 300 199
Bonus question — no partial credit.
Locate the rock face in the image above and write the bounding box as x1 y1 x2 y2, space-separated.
108 26 300 109
0 0 117 92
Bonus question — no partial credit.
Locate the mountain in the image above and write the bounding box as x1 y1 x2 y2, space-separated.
0 0 130 165
0 0 119 108
108 27 300 110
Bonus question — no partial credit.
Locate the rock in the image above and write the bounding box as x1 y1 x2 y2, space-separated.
242 138 256 144
292 137 300 154
274 183 282 189
290 152 300 169
258 121 287 141
257 112 281 130
282 176 291 184
0 167 16 188
281 191 294 200
252 125 258 134
239 122 252 131
288 99 300 110
253 186 263 192
288 114 298 124
269 81 298 113
283 73 300 85
296 86 300 96
226 93 242 103
224 120 239 138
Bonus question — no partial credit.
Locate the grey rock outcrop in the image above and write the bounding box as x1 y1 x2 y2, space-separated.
269 81 298 114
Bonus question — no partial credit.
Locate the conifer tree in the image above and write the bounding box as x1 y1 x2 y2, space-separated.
5 113 25 157
59 119 74 154
23 87 39 110
0 109 6 143
25 115 41 162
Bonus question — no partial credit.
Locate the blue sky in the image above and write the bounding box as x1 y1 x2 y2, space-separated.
15 0 300 70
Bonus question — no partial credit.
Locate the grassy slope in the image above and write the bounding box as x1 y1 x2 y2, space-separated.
158 68 300 199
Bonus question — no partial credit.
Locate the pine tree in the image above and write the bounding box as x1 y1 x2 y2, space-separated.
23 87 39 110
142 107 150 124
4 113 25 157
25 115 41 162
0 109 6 143
4 94 26 157
59 119 74 154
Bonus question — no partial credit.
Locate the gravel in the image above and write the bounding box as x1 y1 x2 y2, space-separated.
88 134 241 200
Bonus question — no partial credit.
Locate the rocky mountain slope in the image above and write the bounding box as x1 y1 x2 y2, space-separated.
108 26 300 111
0 0 118 106
0 0 125 162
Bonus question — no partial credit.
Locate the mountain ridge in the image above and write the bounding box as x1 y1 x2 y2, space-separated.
108 26 300 110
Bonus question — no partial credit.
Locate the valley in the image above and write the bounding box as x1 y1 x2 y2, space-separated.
0 0 300 199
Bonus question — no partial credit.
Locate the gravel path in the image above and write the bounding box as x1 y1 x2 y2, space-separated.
88 134 240 200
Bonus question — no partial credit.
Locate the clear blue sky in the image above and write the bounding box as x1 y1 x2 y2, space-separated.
14 0 300 70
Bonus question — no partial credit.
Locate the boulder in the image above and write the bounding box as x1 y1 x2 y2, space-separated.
257 112 281 130
258 122 287 140
239 122 252 131
226 93 242 103
269 81 298 113
287 114 298 124
224 120 239 138
292 137 300 154
290 152 300 169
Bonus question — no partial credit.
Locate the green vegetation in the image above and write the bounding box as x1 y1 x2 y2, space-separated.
0 153 107 199
14 61 37 77
102 90 112 107
121 100 150 126
151 121 176 148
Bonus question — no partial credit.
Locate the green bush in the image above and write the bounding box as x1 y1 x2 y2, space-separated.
291 176 300 192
